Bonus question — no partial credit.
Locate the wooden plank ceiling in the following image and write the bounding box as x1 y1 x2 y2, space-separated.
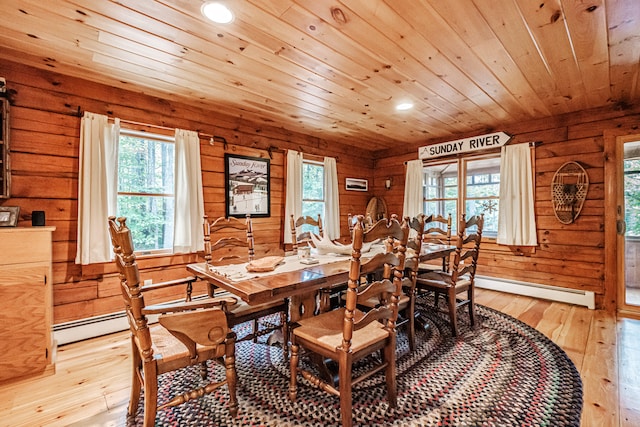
0 0 638 151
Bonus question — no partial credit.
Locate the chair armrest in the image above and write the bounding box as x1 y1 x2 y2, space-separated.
159 308 234 355
142 295 238 315
140 276 198 292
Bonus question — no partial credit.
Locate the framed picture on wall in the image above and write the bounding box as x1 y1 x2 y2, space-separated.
225 154 271 218
0 206 19 227
345 177 368 192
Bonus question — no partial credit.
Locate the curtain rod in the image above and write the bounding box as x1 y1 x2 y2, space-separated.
113 117 281 158
103 116 230 148
82 108 281 158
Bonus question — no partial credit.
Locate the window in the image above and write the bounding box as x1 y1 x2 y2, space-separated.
465 157 500 236
301 160 325 233
423 161 459 231
117 129 175 253
423 155 500 237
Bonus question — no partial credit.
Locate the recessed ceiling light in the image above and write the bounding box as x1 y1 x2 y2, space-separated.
201 2 234 24
396 102 414 111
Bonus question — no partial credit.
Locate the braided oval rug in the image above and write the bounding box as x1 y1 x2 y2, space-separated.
132 298 582 426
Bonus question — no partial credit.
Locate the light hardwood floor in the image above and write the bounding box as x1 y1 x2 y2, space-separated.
1 288 639 427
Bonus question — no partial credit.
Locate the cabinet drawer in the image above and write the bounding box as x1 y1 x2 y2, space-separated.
0 227 55 264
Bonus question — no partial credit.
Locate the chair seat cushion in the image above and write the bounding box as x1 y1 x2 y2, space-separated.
416 274 471 290
293 308 389 354
149 324 225 374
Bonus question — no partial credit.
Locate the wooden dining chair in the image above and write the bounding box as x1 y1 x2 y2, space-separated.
419 213 452 273
399 214 424 350
415 214 484 337
290 214 323 251
347 212 355 237
204 214 255 270
289 216 409 427
354 214 423 351
108 216 238 426
347 213 373 241
203 214 288 346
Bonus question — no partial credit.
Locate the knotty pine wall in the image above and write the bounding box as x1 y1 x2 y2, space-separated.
2 59 638 320
374 104 640 310
0 61 375 324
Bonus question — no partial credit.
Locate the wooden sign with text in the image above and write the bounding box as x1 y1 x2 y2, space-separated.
418 131 511 160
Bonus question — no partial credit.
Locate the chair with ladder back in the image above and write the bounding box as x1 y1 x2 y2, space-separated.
289 215 410 427
418 213 452 273
290 214 323 251
203 214 288 347
415 214 484 336
108 216 238 426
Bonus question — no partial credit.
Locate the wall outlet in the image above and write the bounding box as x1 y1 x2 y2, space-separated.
144 279 152 286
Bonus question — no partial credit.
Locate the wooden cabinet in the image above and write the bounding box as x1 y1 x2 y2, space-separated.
0 227 56 383
0 97 9 198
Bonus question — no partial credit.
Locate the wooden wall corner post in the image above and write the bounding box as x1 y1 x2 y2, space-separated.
603 129 627 313
603 129 619 312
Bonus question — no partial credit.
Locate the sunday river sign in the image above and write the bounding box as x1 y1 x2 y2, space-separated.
418 131 511 160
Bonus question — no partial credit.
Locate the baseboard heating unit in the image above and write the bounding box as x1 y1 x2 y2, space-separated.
54 311 159 346
475 275 595 310
55 278 595 345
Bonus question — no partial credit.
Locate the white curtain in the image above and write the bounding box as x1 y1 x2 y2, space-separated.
497 143 538 246
323 156 340 240
283 150 303 244
173 129 205 253
403 159 424 219
75 112 120 265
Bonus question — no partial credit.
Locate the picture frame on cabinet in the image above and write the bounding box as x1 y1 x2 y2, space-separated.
0 206 19 227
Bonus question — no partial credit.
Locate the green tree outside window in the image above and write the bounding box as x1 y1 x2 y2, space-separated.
117 132 175 252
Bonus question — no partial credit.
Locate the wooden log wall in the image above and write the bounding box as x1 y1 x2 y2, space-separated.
2 58 638 319
374 104 640 310
0 60 377 324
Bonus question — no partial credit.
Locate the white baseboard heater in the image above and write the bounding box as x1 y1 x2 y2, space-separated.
54 277 595 345
54 311 159 346
475 275 595 310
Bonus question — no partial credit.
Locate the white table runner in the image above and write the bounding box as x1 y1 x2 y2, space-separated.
206 245 385 283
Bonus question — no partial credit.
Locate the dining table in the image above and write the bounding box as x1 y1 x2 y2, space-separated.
187 242 456 309
189 242 456 383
